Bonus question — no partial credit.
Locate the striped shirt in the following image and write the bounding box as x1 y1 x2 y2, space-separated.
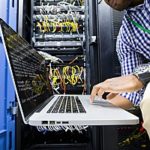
116 0 150 105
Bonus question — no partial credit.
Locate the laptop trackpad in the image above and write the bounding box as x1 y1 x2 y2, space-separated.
92 99 116 107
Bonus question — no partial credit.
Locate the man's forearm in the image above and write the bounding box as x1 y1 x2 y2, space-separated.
108 95 134 109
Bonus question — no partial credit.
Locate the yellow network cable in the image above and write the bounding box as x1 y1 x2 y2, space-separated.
36 22 42 32
45 16 50 32
51 69 60 87
71 66 78 85
52 22 57 32
63 66 69 84
57 68 66 93
71 22 78 32
80 0 84 5
57 22 63 32
51 68 66 93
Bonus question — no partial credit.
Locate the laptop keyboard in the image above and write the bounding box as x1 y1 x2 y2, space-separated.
47 96 86 113
36 96 54 113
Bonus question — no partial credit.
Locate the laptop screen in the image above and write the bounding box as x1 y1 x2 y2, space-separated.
0 19 53 119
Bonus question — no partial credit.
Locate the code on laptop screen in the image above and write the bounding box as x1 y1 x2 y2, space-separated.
0 19 53 118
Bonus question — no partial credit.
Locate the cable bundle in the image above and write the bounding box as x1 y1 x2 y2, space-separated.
37 125 88 133
36 20 81 33
50 65 85 93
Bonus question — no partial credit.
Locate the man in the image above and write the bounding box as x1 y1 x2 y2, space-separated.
91 0 150 108
90 0 150 137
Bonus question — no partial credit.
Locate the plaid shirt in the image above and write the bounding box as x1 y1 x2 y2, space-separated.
116 0 150 105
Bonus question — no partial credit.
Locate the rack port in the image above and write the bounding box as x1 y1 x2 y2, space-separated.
49 121 55 124
62 121 69 124
42 121 48 124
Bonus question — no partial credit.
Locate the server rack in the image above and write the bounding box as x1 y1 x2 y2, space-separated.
31 0 88 95
17 0 97 150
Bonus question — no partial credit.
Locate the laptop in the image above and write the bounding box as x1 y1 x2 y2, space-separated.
0 18 139 126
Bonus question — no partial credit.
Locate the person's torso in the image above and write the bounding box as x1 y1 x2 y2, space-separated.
120 0 150 60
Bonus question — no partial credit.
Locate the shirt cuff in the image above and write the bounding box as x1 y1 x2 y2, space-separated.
133 63 150 86
119 88 145 106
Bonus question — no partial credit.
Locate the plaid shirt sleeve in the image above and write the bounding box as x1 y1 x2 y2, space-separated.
116 34 145 106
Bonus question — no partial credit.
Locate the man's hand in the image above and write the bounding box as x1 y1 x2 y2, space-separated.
90 74 144 103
